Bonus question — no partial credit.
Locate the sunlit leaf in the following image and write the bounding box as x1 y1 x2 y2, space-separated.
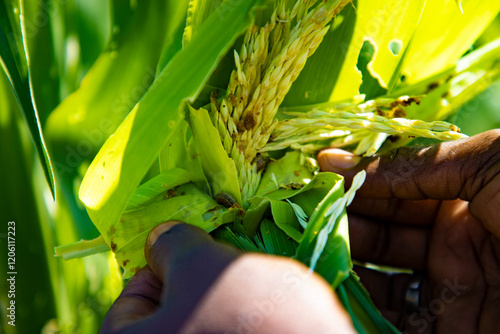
401 0 500 83
79 0 264 246
189 105 242 204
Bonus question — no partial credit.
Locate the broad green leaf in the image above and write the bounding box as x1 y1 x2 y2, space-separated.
45 0 174 240
282 2 357 106
401 0 500 83
23 0 61 122
329 0 425 101
114 182 236 278
247 171 342 240
283 0 426 105
156 0 190 73
256 151 313 197
0 66 56 334
189 105 242 204
79 0 263 245
268 199 302 242
46 0 170 178
241 198 270 236
183 0 221 45
394 38 500 122
258 219 298 257
159 121 190 172
73 0 111 71
0 0 55 198
125 168 193 211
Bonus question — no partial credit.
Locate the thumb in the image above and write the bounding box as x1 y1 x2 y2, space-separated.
144 221 240 332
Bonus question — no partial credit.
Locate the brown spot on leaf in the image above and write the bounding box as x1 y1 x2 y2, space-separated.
110 241 117 252
427 82 439 92
122 260 130 267
165 188 177 200
289 182 304 190
388 135 401 143
375 107 386 116
391 106 407 118
243 113 256 130
228 94 237 106
294 170 300 177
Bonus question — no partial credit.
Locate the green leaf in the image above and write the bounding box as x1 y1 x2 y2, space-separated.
159 121 190 173
184 0 221 45
295 172 348 287
79 0 263 246
45 0 171 177
0 67 57 334
114 182 236 278
54 236 109 260
255 151 313 197
156 0 190 73
213 227 263 252
257 219 298 257
337 274 399 334
283 0 426 105
189 105 242 204
125 168 193 211
268 199 302 242
0 0 55 198
401 0 500 83
23 0 61 122
308 171 365 272
45 0 177 240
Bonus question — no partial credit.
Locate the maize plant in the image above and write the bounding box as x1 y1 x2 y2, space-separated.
2 0 500 332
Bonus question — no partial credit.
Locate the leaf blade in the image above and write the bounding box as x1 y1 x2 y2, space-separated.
0 0 55 198
79 0 263 244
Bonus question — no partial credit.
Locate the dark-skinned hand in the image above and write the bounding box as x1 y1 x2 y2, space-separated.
101 222 355 334
318 129 500 333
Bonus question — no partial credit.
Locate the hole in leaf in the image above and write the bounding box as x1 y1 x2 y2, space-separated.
389 40 403 56
356 39 387 100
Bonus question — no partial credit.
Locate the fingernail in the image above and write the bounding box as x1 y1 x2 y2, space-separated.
147 221 184 246
319 149 361 170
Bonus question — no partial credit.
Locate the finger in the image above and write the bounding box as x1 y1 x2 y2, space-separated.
318 130 500 201
428 200 486 334
144 221 241 333
349 214 430 270
348 197 440 226
470 173 500 237
100 267 162 334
